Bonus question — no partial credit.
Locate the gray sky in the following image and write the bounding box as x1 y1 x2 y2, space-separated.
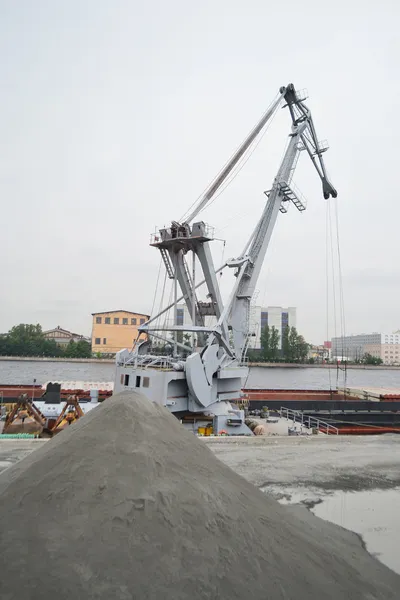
1 0 399 344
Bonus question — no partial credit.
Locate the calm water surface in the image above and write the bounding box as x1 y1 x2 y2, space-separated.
312 488 400 575
1 360 400 389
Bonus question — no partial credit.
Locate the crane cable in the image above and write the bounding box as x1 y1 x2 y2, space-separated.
150 256 163 319
179 93 281 223
328 200 339 387
154 269 168 340
325 194 346 394
192 106 280 220
334 199 346 365
325 199 333 394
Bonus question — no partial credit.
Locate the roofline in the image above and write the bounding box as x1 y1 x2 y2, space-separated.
91 310 150 317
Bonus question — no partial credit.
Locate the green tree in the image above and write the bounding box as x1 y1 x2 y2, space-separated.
363 353 383 366
7 324 44 356
64 340 77 358
260 324 270 361
260 325 280 362
288 327 298 362
0 334 11 356
75 340 92 358
63 339 92 358
281 326 310 363
282 326 290 361
295 334 310 363
43 339 63 357
0 324 90 358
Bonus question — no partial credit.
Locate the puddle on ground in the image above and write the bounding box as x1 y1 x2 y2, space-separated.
312 487 400 575
262 485 400 575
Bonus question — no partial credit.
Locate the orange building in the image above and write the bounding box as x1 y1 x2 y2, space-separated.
91 310 149 355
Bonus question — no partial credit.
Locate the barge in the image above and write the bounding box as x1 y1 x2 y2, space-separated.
244 388 400 434
2 384 400 434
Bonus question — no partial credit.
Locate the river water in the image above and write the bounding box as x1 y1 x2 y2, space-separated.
1 360 400 389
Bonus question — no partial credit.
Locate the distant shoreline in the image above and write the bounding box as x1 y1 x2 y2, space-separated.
0 356 399 370
249 362 400 370
0 356 114 364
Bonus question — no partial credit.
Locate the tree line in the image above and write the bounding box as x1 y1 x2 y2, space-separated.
0 324 92 358
247 325 310 363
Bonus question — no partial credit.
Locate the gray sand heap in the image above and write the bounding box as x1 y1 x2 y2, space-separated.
0 391 399 599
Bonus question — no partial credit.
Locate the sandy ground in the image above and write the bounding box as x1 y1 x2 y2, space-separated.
2 434 400 494
0 439 48 475
204 434 400 491
2 433 399 492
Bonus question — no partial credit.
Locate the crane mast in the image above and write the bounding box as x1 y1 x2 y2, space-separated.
115 83 337 430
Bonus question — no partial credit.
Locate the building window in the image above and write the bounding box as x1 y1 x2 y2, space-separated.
114 318 119 324
123 318 128 325
95 338 101 345
140 318 145 325
135 375 141 388
131 318 137 325
124 374 130 386
96 317 102 324
105 317 110 324
103 338 107 344
143 377 150 388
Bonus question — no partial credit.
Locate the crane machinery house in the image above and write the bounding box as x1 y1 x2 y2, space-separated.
114 83 337 436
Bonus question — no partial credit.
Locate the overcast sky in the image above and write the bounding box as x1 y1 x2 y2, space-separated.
1 0 399 344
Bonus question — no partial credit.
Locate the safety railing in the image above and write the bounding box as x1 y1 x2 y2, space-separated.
280 406 339 435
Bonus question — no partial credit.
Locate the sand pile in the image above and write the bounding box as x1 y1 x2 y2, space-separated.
0 391 399 600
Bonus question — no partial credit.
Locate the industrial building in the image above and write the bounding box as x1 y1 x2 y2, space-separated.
332 332 400 364
91 310 149 355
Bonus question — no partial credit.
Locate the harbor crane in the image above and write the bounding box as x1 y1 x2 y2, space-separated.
115 83 337 434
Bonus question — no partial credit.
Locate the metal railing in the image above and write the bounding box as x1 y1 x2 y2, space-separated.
280 406 339 435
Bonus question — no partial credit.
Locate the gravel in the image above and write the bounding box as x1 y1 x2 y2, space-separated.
0 390 399 599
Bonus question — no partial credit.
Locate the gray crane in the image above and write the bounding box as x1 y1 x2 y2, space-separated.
115 84 337 433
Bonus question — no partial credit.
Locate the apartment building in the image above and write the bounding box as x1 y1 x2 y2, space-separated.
332 332 400 364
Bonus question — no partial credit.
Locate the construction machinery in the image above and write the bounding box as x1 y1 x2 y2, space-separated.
2 394 46 436
51 395 84 435
114 83 337 434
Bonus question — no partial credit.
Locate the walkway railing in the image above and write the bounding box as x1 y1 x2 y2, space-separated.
280 406 339 435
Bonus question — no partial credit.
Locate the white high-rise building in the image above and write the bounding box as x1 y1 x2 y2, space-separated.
248 306 297 350
168 304 296 352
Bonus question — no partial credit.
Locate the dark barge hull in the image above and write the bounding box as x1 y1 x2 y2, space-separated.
247 398 400 434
